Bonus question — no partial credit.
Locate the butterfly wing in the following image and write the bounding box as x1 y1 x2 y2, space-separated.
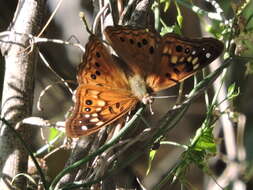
66 85 138 137
78 35 129 88
104 26 161 77
146 33 224 92
105 26 223 92
66 36 138 137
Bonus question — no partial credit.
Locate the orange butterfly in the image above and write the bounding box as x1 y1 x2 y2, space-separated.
65 26 224 137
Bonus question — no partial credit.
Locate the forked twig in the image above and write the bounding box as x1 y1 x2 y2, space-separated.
92 2 110 34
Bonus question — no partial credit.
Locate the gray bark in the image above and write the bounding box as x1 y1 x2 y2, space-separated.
0 0 45 189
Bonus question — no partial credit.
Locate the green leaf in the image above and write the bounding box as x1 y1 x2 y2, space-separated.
163 0 171 12
193 126 216 154
227 83 240 100
175 1 183 28
146 149 157 175
177 15 183 28
227 83 236 97
49 127 60 141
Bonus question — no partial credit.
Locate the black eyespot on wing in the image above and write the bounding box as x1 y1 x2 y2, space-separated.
129 39 134 44
175 45 183 52
95 71 101 75
86 100 92 105
149 46 154 54
91 74 96 79
95 62 100 67
120 37 125 42
96 52 101 58
108 106 113 113
142 39 148 45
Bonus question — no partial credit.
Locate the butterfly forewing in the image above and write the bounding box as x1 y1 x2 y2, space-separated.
104 26 161 76
78 35 129 89
146 33 224 92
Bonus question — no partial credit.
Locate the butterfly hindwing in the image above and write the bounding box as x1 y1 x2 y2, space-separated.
66 84 138 137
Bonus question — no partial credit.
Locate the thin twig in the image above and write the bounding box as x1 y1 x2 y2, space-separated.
37 0 64 37
92 2 110 34
0 31 86 52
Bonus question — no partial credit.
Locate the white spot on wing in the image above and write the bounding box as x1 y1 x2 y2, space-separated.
89 90 100 95
97 100 106 106
81 125 88 130
179 57 185 62
90 118 99 122
187 56 192 62
92 113 98 117
171 56 178 64
193 64 199 70
96 121 104 126
84 114 90 118
206 52 211 59
96 107 102 111
192 57 198 65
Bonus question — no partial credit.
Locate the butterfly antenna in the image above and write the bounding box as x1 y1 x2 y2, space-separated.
79 12 93 36
153 95 177 99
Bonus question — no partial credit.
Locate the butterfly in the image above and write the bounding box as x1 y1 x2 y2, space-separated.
65 25 224 137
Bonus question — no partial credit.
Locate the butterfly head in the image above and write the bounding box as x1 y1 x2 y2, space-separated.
142 94 154 105
140 94 154 115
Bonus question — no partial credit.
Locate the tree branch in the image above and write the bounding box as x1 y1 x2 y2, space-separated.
0 0 46 189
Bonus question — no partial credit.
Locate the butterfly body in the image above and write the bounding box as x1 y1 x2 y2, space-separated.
65 26 224 137
127 74 149 102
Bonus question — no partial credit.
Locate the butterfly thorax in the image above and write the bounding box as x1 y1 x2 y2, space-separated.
128 74 153 104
